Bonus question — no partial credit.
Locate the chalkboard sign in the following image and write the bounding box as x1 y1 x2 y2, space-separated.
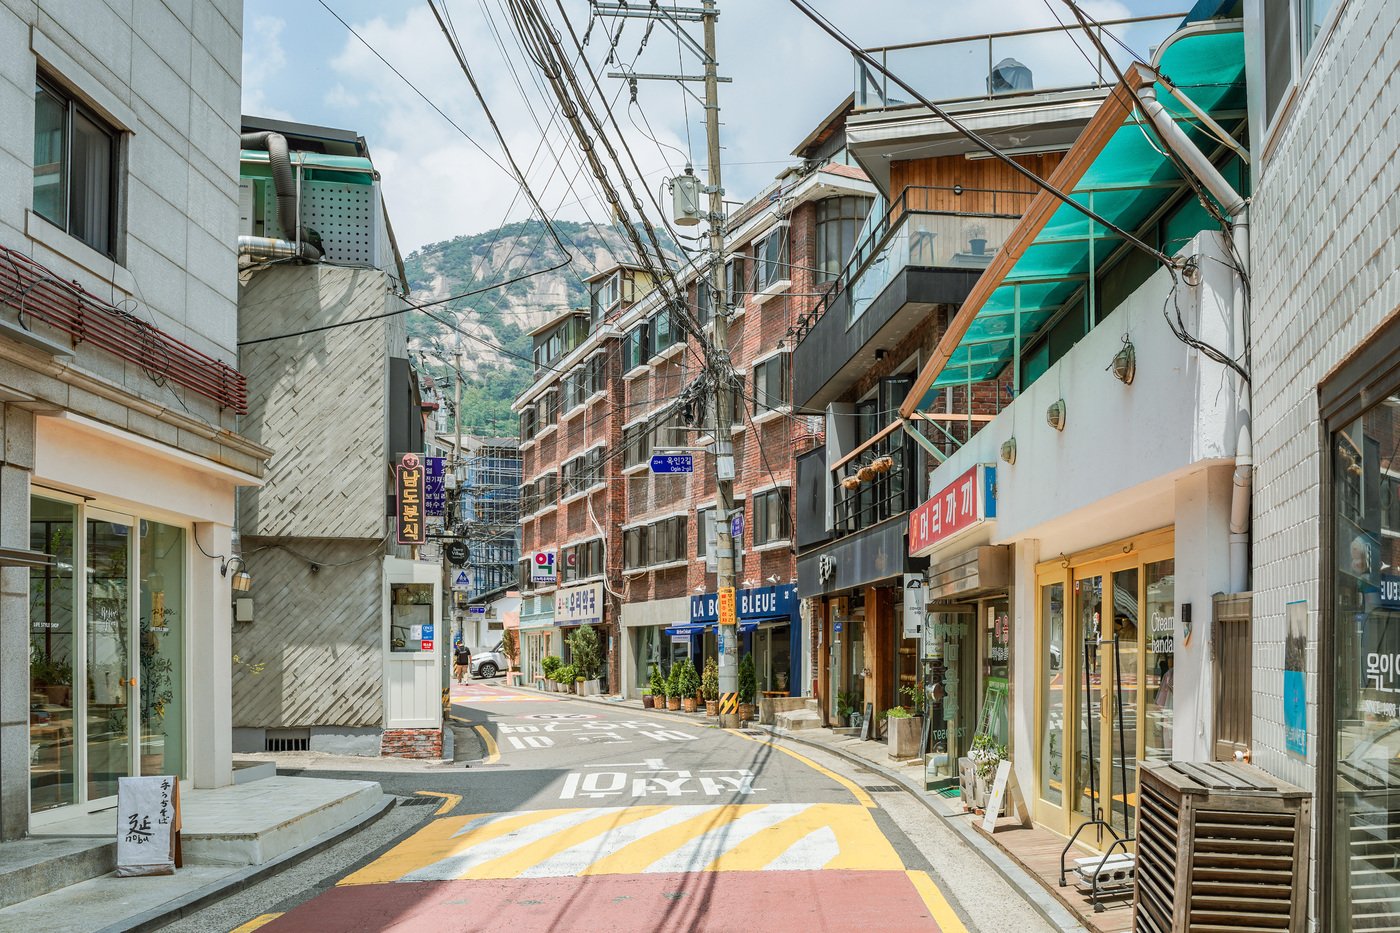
860 702 875 741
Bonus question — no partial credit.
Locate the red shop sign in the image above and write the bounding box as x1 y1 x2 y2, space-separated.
908 464 995 556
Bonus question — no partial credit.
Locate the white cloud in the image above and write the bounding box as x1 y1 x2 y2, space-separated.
242 15 293 121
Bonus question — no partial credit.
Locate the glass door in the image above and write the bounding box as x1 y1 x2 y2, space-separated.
84 511 135 803
1070 574 1104 831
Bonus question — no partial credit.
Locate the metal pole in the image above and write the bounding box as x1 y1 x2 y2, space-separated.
701 0 740 729
452 348 464 645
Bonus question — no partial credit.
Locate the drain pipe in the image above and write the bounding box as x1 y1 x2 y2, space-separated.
1137 83 1252 592
239 131 322 262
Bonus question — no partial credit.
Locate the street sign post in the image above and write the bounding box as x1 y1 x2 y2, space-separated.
451 569 472 591
446 541 469 566
649 453 694 474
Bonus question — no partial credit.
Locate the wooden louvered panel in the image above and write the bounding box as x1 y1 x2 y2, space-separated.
1133 761 1309 933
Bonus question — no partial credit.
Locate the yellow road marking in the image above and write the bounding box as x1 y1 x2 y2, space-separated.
579 804 757 875
229 914 283 933
703 802 901 872
907 870 969 932
339 810 557 886
414 790 461 816
461 806 660 879
728 729 876 808
474 725 500 763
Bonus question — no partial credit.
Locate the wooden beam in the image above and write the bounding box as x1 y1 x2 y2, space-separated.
898 69 1150 419
830 419 903 472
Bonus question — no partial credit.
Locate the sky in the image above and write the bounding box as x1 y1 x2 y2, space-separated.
241 0 1187 255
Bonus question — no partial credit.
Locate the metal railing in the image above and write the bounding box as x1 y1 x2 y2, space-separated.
831 431 916 535
854 13 1184 110
792 185 1030 342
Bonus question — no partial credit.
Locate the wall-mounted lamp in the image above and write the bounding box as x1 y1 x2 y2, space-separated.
1000 437 1017 465
224 556 253 592
1046 399 1067 431
1109 338 1136 385
766 574 779 584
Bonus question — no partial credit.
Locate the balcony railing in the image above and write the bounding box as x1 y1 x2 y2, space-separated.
831 424 917 535
854 13 1184 110
793 185 1028 342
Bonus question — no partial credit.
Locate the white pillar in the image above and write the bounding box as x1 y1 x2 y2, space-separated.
1010 537 1040 805
190 521 234 788
1172 466 1234 762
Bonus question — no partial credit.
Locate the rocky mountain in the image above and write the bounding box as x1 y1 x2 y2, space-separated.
403 220 651 436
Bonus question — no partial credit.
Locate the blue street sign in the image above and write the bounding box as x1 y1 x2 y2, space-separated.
730 513 744 541
649 453 694 474
468 606 486 614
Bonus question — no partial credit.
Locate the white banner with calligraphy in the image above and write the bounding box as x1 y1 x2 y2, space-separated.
116 775 181 876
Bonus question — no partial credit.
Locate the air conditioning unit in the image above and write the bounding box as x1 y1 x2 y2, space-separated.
1134 760 1310 933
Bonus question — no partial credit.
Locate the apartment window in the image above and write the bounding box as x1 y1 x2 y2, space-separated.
651 409 685 451
33 75 119 257
725 256 742 305
651 308 681 357
1261 0 1340 142
590 273 621 326
562 448 604 494
623 322 648 372
519 405 538 442
752 353 791 414
816 196 873 280
563 368 585 412
624 526 648 570
623 421 653 468
649 515 688 565
538 389 559 425
517 557 532 589
696 277 713 328
753 488 791 546
562 538 604 582
751 229 788 292
696 506 714 560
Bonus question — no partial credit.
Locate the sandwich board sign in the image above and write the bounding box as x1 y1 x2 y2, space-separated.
116 775 181 876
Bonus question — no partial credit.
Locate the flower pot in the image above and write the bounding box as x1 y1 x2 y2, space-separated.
642 694 655 709
738 702 756 722
871 456 893 473
706 700 719 717
841 476 860 491
857 466 876 483
969 238 987 255
887 715 923 760
682 697 697 713
667 697 681 711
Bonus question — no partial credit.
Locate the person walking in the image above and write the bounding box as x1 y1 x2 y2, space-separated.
454 643 471 684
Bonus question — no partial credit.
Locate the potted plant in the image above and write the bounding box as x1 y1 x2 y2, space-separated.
666 664 682 711
835 690 858 728
737 653 756 722
857 464 877 483
676 658 700 713
968 733 1007 808
646 665 664 708
566 624 603 695
541 655 562 691
964 221 988 255
885 707 922 759
871 455 893 473
701 656 720 716
841 474 861 490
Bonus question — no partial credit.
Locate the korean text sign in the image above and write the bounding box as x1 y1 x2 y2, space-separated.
908 464 996 555
396 453 426 545
116 775 180 876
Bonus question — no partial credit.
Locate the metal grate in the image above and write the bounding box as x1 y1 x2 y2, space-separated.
397 796 438 807
264 736 309 752
265 180 377 266
740 730 765 736
862 785 902 793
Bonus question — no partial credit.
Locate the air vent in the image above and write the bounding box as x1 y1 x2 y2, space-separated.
1134 761 1310 933
264 728 310 753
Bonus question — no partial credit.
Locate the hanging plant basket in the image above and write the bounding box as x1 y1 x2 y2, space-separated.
841 475 861 490
857 465 877 483
871 456 893 473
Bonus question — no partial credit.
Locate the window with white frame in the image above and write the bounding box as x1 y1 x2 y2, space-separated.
624 525 648 569
696 276 713 328
725 256 742 305
589 272 621 326
623 421 653 468
1259 0 1340 145
753 487 791 546
33 74 120 258
752 353 791 414
648 515 688 565
623 321 649 371
519 405 538 441
537 388 559 424
816 196 874 280
562 538 604 582
751 228 788 292
651 308 682 356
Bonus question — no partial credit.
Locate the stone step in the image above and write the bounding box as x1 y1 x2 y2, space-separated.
0 836 115 910
777 709 823 731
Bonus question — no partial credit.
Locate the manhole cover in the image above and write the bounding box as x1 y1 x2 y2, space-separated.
862 785 902 793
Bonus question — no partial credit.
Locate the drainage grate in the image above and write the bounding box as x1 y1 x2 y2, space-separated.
862 785 902 793
397 796 438 807
740 730 765 736
264 737 309 752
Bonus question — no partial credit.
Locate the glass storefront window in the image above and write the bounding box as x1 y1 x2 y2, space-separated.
390 583 434 651
1330 391 1400 930
1143 560 1175 761
924 610 972 785
30 497 76 811
140 521 184 778
1040 582 1065 806
86 517 131 801
1073 576 1103 822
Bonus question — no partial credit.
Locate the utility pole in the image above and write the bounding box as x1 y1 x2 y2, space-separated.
700 0 740 729
452 346 464 646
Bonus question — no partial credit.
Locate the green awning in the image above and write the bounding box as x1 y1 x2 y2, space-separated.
239 150 377 186
912 22 1247 405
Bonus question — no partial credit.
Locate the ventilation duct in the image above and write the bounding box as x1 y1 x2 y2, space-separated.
239 131 322 261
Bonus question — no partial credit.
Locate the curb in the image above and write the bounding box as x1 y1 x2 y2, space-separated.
100 792 397 933
753 724 1086 933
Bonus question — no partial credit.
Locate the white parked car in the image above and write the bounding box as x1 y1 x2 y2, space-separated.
469 644 509 679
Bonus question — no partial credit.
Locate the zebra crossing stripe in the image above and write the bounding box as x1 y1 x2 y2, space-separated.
341 804 902 884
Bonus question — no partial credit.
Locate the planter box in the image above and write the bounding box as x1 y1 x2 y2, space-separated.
667 697 681 711
581 679 601 696
705 701 719 717
738 703 756 722
642 695 655 709
682 698 697 713
887 716 923 760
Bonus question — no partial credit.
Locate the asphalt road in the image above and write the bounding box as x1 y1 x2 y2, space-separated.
184 679 1056 933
